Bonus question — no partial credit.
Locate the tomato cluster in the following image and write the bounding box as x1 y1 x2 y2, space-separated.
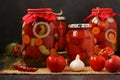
9 42 120 73
89 47 120 73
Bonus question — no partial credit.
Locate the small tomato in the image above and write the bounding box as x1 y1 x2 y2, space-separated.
89 55 105 71
105 55 120 73
46 55 66 72
12 44 24 55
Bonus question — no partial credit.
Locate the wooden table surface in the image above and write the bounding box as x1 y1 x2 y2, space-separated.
0 66 120 75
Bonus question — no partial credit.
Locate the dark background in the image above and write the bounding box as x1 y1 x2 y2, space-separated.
0 0 120 54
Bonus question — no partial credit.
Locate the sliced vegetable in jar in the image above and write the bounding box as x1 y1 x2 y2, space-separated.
34 38 43 46
105 29 116 44
30 38 35 46
38 45 49 56
38 24 45 36
91 27 100 35
33 22 50 38
50 48 57 55
94 45 101 54
22 34 30 45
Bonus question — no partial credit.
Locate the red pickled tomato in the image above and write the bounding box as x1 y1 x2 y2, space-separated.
23 23 34 37
73 30 89 45
58 22 66 36
79 37 93 50
66 31 80 45
78 37 94 56
67 44 81 63
57 37 66 48
99 41 111 49
70 37 80 45
66 31 72 43
26 46 43 59
95 32 105 43
43 35 54 49
49 22 58 35
79 52 87 61
77 30 88 39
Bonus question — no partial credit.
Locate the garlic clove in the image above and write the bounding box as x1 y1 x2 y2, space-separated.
69 54 85 71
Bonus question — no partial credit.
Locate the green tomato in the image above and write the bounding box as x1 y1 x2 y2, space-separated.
5 42 18 55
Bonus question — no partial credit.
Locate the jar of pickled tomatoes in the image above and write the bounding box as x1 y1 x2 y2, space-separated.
66 24 94 65
84 7 119 54
22 8 57 68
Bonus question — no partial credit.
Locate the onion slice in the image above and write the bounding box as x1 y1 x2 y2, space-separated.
105 29 116 44
33 22 50 38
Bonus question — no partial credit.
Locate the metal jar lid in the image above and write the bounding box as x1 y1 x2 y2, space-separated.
57 16 66 20
68 23 92 29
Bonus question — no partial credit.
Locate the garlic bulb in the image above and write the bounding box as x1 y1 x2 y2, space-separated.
69 54 85 71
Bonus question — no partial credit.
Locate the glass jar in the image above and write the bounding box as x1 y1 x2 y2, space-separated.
84 7 118 54
66 24 94 65
57 15 67 52
22 8 57 68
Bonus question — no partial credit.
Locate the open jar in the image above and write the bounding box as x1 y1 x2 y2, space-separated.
66 23 94 65
84 7 119 54
22 8 57 68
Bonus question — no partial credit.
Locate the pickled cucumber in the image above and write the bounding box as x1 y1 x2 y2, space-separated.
39 24 45 36
38 45 49 56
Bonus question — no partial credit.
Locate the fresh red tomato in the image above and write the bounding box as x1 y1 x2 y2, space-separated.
12 44 24 55
99 47 114 59
105 55 120 73
89 55 105 71
46 55 66 72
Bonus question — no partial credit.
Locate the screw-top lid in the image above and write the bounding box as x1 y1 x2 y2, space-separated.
27 8 53 14
68 23 92 29
92 7 113 14
57 16 66 20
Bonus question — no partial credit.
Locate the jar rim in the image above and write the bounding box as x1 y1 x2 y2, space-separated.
68 23 92 29
27 8 53 13
92 7 113 14
57 16 66 20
